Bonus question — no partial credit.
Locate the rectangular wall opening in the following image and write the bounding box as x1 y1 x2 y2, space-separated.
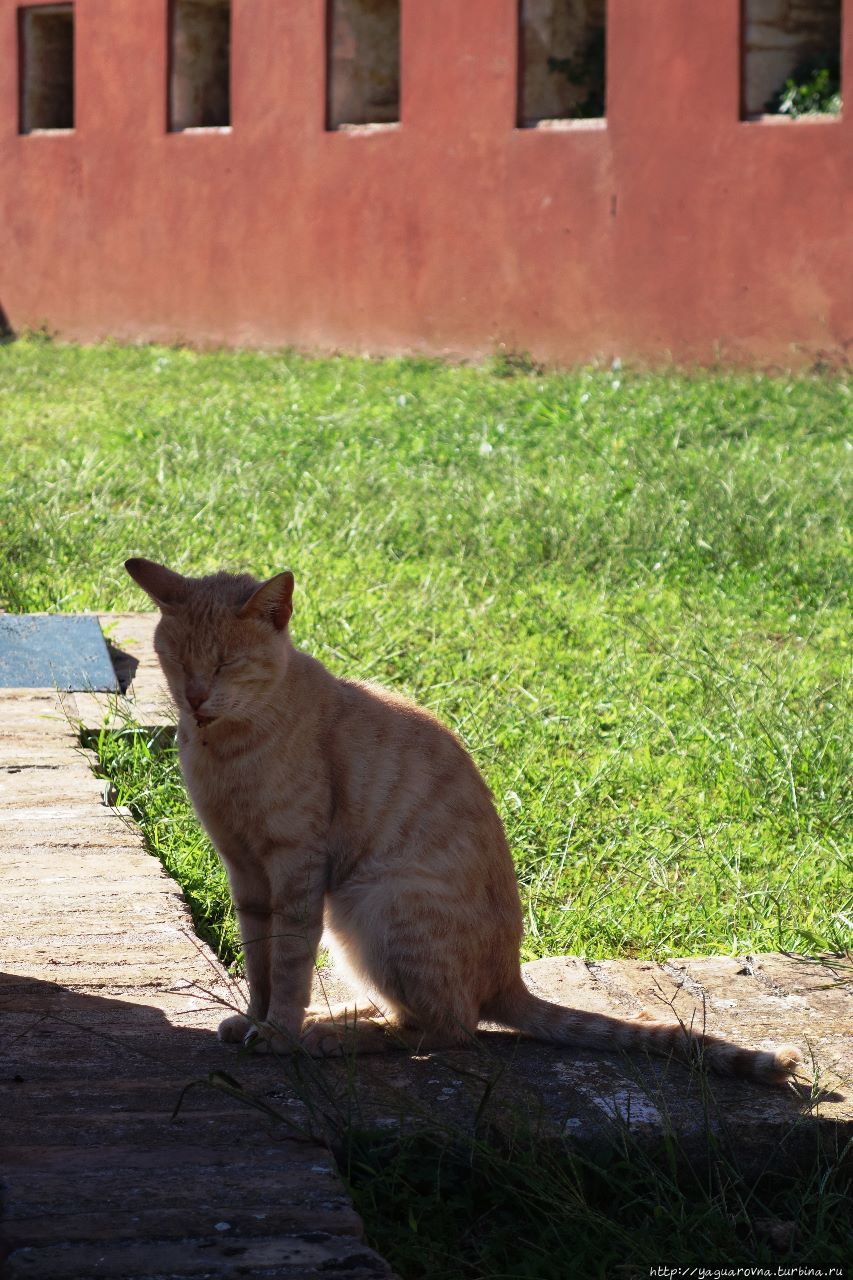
169 0 231 131
327 0 400 130
19 4 74 134
518 0 606 127
742 0 842 119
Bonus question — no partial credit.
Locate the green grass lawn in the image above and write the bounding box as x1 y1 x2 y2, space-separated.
2 339 850 1275
3 339 850 965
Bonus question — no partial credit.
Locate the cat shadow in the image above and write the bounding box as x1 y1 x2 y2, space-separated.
0 303 13 344
0 971 384 1271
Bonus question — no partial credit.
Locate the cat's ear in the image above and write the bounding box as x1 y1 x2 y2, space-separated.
124 558 189 610
238 571 294 631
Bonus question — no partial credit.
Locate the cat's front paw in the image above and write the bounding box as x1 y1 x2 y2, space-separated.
247 1023 301 1055
300 1021 345 1058
218 1013 253 1043
219 1010 304 1054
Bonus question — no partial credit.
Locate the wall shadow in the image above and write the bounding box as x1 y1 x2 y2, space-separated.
0 970 363 1272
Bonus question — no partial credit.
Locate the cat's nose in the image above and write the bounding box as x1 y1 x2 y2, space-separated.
186 683 210 711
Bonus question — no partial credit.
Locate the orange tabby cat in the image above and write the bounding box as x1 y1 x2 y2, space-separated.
125 558 801 1084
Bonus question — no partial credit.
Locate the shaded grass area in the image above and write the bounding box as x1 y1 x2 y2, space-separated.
3 340 851 1276
342 1128 851 1278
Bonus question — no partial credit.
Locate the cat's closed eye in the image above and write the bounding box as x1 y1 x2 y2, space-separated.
156 649 183 669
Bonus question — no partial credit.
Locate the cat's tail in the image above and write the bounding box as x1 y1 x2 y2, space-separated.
487 982 802 1086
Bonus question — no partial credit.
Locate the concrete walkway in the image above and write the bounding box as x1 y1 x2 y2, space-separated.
0 615 394 1279
1 614 850 1276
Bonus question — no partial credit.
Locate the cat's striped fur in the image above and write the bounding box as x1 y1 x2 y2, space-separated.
125 558 802 1085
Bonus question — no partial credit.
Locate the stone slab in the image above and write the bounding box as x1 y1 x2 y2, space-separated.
0 743 86 768
5 1234 393 1279
0 615 117 692
0 776 103 805
0 810 142 849
1 878 186 911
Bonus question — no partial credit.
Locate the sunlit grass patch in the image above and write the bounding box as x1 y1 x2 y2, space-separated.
6 340 842 964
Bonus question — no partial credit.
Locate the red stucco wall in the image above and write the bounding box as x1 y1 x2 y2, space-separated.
1 0 852 366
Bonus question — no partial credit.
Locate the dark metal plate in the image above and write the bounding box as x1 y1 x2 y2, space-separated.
0 615 118 691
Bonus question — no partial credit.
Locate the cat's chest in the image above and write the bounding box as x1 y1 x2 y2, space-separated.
180 735 314 853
